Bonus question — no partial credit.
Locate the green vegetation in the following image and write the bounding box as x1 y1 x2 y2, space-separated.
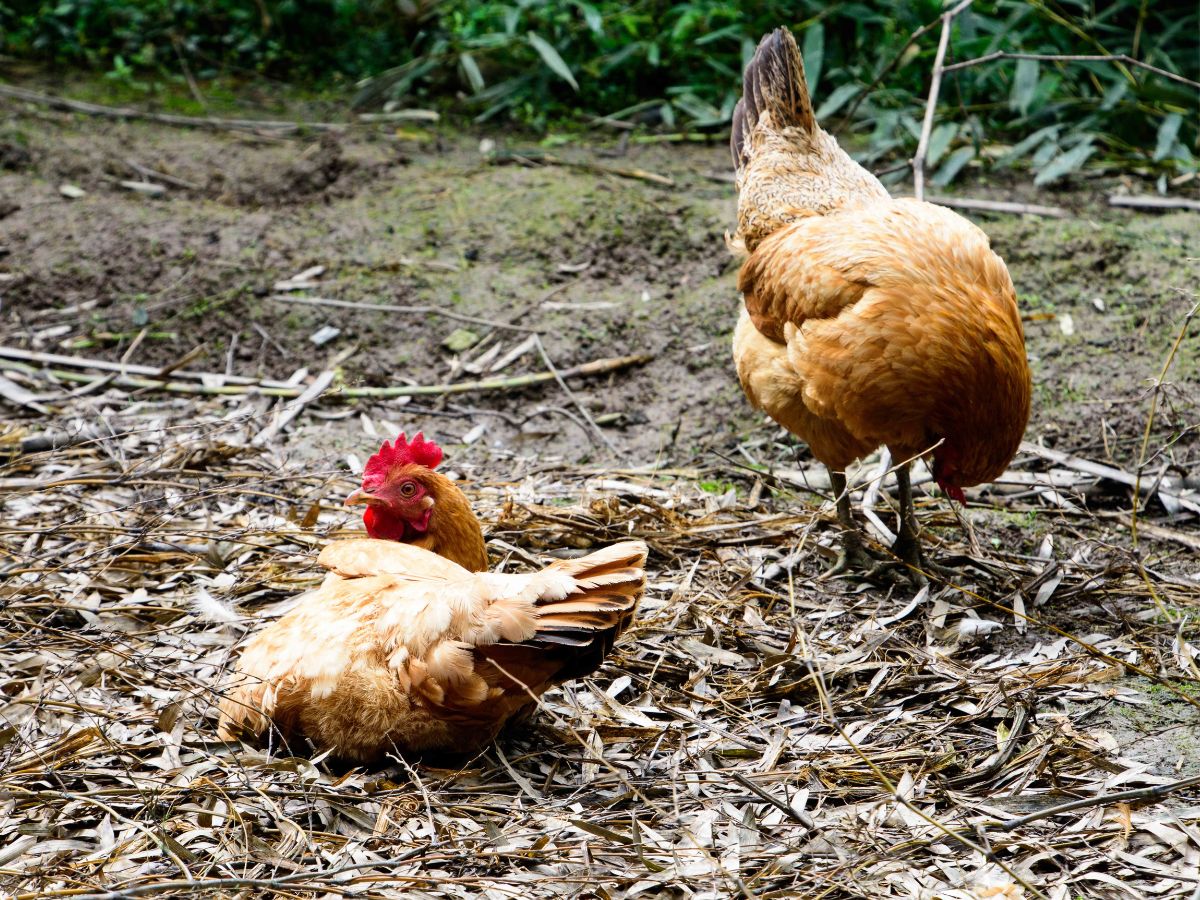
1 1 1196 183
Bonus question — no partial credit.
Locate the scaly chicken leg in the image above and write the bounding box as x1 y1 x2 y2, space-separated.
826 462 932 584
891 461 921 568
821 468 875 579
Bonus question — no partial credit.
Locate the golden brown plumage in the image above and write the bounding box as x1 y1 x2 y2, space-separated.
730 28 1032 574
218 538 646 762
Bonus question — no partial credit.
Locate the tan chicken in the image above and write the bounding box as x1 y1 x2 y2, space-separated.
730 28 1031 576
218 433 646 762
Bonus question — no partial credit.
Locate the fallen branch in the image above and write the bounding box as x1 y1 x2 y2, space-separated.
488 150 674 187
0 84 434 134
941 52 1200 91
994 773 1200 832
266 295 540 334
728 771 816 829
251 370 336 446
926 196 1067 217
1108 195 1200 212
1 425 107 458
1020 440 1200 515
5 353 655 400
1112 518 1200 553
125 158 202 191
0 346 294 389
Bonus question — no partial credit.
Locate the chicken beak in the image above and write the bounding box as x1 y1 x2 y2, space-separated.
344 488 377 507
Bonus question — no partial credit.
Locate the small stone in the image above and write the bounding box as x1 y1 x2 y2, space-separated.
310 325 340 346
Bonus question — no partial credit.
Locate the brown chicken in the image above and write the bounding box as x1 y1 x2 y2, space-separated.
218 434 647 763
730 28 1032 576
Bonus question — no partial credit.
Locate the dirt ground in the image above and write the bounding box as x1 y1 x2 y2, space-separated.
2 89 1200 899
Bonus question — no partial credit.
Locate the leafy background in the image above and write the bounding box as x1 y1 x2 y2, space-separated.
1 0 1197 186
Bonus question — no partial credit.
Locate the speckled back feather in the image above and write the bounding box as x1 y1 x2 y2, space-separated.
729 27 889 254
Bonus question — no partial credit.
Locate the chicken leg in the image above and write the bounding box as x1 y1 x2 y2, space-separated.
890 461 923 569
821 468 875 578
879 460 958 584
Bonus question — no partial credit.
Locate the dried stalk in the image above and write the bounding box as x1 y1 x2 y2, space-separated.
266 295 540 334
1130 299 1198 619
835 0 974 135
911 1 971 201
940 51 1200 91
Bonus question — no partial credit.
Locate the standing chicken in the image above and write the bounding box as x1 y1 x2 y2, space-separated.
729 28 1031 576
218 433 646 762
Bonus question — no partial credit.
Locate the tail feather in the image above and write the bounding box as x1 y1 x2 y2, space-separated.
730 98 748 169
732 27 815 171
481 541 646 683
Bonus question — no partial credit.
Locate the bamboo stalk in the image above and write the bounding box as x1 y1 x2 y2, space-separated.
0 346 294 389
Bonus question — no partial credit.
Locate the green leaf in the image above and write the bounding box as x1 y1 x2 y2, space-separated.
998 124 1060 167
1011 58 1038 115
802 23 824 95
570 1 603 36
1034 140 1095 185
1031 139 1059 168
459 52 484 93
528 32 579 91
926 122 958 168
932 146 975 186
814 83 859 121
1154 113 1183 162
741 37 755 74
1099 79 1128 111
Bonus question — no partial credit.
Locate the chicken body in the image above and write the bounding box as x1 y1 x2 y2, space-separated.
730 29 1031 573
218 538 646 762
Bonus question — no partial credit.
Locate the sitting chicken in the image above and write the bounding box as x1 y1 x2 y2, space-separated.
729 28 1031 576
218 433 646 762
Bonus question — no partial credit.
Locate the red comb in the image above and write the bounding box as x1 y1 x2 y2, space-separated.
363 432 443 483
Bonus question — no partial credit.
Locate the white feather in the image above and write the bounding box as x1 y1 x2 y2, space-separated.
191 587 244 624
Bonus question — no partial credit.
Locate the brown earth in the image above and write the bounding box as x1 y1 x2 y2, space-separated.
2 101 1196 545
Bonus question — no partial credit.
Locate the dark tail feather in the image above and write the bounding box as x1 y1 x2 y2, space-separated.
733 27 815 171
730 97 748 169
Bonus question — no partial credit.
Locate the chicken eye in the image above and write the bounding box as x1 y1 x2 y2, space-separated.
399 481 417 498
